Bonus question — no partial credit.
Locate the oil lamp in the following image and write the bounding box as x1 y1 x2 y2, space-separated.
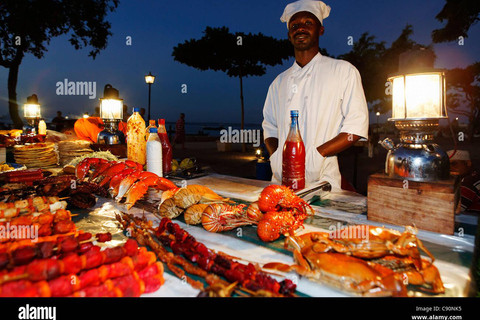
380 48 449 182
23 94 41 134
97 84 125 144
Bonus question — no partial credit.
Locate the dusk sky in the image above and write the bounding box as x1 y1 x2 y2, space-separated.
1 0 479 126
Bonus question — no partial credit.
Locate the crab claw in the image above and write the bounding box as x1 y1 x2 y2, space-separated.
124 175 178 210
115 170 151 202
94 162 129 187
75 158 110 180
109 168 136 197
124 160 144 171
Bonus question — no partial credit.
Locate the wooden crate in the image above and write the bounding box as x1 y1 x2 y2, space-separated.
367 172 461 235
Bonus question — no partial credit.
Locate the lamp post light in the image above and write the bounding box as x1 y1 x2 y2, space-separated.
380 48 449 182
23 94 41 134
376 111 380 134
97 84 125 145
144 71 155 121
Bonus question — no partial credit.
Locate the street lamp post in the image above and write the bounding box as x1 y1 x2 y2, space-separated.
144 71 155 121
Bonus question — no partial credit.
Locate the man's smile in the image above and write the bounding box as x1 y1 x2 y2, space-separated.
294 32 309 39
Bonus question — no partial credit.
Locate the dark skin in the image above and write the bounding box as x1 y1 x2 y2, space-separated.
450 159 473 178
265 11 361 158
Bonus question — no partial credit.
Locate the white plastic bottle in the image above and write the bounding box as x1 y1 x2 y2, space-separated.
146 127 163 177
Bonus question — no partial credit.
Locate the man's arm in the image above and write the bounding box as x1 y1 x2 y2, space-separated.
265 137 279 156
317 133 361 157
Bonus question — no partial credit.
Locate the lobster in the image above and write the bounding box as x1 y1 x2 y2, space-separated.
252 185 314 242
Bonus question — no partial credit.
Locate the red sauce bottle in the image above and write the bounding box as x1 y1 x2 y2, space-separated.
282 110 305 191
157 119 173 174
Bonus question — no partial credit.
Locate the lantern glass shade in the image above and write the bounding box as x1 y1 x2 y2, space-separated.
24 103 41 119
145 73 155 84
100 98 123 120
389 72 446 120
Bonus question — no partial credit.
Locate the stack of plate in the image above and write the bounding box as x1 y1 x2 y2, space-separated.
57 140 93 166
13 142 59 168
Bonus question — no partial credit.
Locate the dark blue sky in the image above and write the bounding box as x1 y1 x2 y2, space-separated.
1 0 479 125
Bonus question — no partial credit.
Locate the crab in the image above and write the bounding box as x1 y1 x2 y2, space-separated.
263 225 445 296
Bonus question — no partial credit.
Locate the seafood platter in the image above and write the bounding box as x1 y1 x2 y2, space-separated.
0 154 475 298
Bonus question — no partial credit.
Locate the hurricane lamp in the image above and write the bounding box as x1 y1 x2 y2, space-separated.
97 84 125 144
23 94 41 134
380 49 450 182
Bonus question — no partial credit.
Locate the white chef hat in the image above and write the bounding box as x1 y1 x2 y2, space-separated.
447 150 470 161
280 0 331 28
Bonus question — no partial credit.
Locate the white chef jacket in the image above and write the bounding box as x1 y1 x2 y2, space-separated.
262 52 369 191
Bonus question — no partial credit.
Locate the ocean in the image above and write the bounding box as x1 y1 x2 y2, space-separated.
164 121 262 138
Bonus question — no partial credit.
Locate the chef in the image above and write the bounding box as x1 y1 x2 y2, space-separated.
447 149 480 213
262 0 369 191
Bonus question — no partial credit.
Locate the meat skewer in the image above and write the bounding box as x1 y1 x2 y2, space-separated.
0 238 142 286
0 232 113 271
0 196 67 219
0 251 164 297
0 209 77 243
155 217 296 296
116 212 297 297
116 212 210 290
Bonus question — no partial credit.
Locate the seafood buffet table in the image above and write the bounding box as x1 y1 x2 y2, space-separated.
72 173 477 298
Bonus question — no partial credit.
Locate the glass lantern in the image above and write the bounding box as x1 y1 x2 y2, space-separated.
380 69 450 181
23 94 41 134
97 84 125 144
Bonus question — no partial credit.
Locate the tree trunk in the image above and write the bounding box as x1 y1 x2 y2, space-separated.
8 61 23 129
239 69 246 152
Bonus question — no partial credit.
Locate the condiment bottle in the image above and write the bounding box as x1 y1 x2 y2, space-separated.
282 110 305 191
38 119 47 141
127 107 146 166
146 119 156 135
146 127 163 177
157 118 173 174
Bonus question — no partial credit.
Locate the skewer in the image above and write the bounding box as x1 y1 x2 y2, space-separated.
0 232 113 272
117 212 297 297
0 249 164 297
0 237 142 286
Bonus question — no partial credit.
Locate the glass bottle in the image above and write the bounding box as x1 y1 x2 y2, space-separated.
127 107 146 165
282 110 305 191
157 119 173 174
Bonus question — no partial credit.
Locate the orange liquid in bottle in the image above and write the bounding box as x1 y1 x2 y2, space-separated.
282 110 305 191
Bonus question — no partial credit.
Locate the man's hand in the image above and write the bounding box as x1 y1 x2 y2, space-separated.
266 133 360 158
265 137 279 156
317 133 361 157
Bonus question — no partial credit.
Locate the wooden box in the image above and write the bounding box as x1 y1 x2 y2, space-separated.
367 172 461 235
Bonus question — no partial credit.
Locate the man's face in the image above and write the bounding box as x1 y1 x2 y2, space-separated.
287 11 324 52
450 159 472 177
